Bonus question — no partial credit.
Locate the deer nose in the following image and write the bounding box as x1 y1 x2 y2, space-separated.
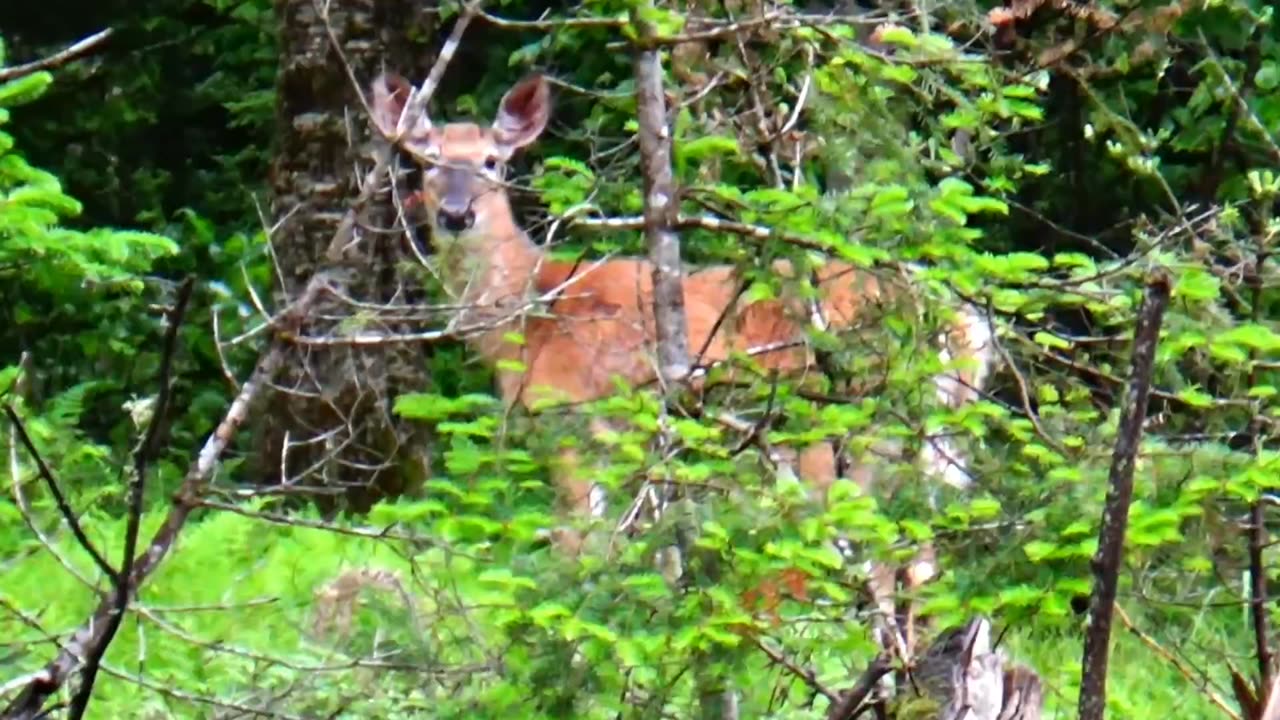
437 207 475 233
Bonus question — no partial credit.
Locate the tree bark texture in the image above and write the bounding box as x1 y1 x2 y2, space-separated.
1077 271 1172 720
633 24 690 386
907 617 1044 720
262 0 437 509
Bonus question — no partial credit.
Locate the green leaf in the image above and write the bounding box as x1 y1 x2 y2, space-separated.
1023 540 1057 562
997 584 1043 607
0 71 53 108
1033 331 1071 350
478 568 539 591
1175 388 1215 408
929 196 968 225
1214 324 1280 352
866 186 913 221
875 25 918 47
394 392 497 421
798 544 845 570
1257 61 1279 91
1173 268 1220 302
528 601 573 627
542 155 595 179
678 135 741 162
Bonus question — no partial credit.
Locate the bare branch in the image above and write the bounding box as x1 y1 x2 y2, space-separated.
1246 246 1273 706
326 1 477 262
65 276 195 720
0 29 113 83
476 10 626 31
1077 269 1172 720
1114 604 1241 720
572 211 836 254
825 655 893 720
606 11 899 51
3 406 117 583
752 637 840 704
397 0 481 137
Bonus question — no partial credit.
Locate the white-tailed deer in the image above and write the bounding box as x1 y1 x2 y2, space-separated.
369 71 999 657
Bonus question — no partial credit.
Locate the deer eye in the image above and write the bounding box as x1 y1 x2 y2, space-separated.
482 156 500 172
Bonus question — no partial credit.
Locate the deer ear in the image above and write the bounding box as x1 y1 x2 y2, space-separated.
492 73 550 157
371 73 431 137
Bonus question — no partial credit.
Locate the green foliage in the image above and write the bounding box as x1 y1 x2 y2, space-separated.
0 72 178 291
0 62 184 512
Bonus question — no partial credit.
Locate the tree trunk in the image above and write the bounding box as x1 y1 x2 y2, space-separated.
260 0 436 509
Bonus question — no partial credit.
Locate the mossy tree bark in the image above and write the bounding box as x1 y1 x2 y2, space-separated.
259 0 438 509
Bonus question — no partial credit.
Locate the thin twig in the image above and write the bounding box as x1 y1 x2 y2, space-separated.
1247 247 1273 702
571 212 834 253
3 406 116 583
476 9 626 31
326 1 477 261
413 1 481 113
607 11 895 51
0 29 113 83
632 21 690 385
1114 605 1241 720
752 636 840 703
631 4 730 714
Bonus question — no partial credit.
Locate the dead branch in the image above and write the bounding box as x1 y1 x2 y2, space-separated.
325 0 476 262
476 9 627 31
397 1 479 141
606 11 899 51
752 637 840 704
3 407 116 582
1262 675 1280 720
0 29 113 83
825 655 893 720
64 276 194 720
632 5 739 716
1114 604 1241 720
1246 245 1274 711
1249 470 1273 710
7 399 98 592
571 212 835 255
1077 269 1172 720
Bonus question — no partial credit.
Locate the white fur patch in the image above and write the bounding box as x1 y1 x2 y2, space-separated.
588 484 608 519
962 306 999 390
920 434 972 490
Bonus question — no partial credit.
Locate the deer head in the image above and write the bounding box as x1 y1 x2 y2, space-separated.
370 72 551 241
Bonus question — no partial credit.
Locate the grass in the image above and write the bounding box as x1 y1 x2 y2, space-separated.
1 502 1253 719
